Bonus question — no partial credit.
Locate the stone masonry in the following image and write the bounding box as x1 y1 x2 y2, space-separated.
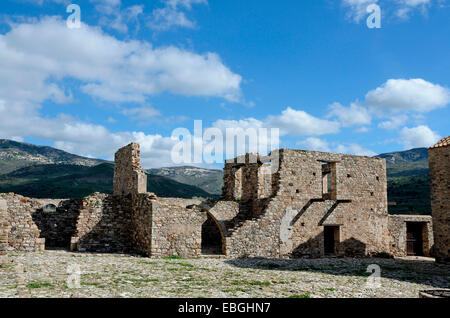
429 136 450 262
0 143 438 259
0 199 8 266
113 142 147 196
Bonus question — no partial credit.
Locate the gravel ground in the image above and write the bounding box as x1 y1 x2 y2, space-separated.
0 250 448 298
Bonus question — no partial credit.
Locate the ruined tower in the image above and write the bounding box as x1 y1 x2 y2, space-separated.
429 136 450 262
113 143 147 196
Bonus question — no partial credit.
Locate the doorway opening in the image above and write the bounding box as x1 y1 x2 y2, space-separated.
406 222 424 256
324 226 339 255
201 214 223 255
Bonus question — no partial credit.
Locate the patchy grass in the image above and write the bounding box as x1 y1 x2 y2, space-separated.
289 292 311 298
26 282 52 289
163 255 183 260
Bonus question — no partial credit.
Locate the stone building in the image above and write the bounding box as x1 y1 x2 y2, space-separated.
429 136 450 262
0 143 435 259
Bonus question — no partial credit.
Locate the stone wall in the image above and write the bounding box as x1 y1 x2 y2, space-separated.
0 193 45 252
429 137 450 262
0 199 8 266
388 215 433 257
32 199 80 248
113 143 147 196
224 149 391 258
71 193 134 253
148 198 206 257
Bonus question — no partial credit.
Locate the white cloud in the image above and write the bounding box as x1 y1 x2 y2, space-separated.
378 114 408 129
342 0 378 22
0 17 242 104
148 0 208 30
342 0 437 22
327 102 371 127
266 107 340 136
90 0 144 34
365 78 450 112
399 125 441 149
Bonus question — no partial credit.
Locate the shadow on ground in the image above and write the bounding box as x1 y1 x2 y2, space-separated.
225 257 450 290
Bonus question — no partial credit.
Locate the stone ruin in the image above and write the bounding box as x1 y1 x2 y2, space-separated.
0 141 446 260
429 136 450 263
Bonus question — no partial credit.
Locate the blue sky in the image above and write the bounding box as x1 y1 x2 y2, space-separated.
0 0 449 168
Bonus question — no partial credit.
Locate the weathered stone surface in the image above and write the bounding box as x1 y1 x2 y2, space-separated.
113 143 147 196
388 215 433 257
0 142 444 260
0 199 8 266
429 136 450 263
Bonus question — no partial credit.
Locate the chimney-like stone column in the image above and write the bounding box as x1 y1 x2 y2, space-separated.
113 143 147 196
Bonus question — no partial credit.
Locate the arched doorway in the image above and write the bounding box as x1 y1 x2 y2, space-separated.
201 214 223 255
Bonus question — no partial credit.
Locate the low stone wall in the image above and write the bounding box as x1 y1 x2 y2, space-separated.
0 193 45 252
388 215 433 257
149 198 206 257
71 193 134 253
130 193 156 256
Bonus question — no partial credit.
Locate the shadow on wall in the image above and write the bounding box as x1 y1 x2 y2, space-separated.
224 257 450 290
72 194 137 254
291 232 370 259
32 200 81 249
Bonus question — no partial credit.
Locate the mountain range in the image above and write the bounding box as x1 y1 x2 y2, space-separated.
0 139 431 214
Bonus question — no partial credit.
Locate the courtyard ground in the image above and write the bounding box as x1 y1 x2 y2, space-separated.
0 250 448 298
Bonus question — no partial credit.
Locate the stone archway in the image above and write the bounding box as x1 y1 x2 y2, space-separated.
201 213 224 255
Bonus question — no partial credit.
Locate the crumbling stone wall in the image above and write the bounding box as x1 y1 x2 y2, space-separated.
147 198 206 257
71 193 134 253
0 193 45 252
113 143 147 196
31 199 80 248
388 215 433 257
429 136 450 263
223 149 391 258
0 199 8 266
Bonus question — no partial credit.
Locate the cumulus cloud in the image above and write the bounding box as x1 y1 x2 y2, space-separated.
327 102 371 127
399 125 441 149
147 0 208 30
266 107 340 136
365 78 450 112
296 137 331 152
0 17 242 105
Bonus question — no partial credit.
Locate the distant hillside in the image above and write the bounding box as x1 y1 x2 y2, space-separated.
376 148 430 215
0 139 105 175
148 166 223 196
0 140 434 213
0 163 216 199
